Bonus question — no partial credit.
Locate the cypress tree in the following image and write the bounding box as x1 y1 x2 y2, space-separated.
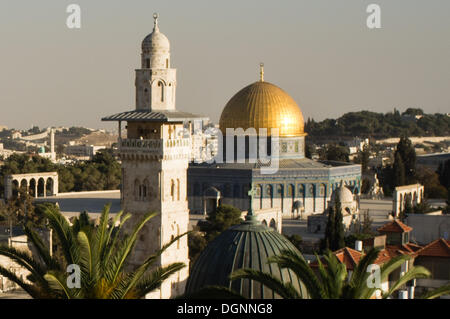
333 194 345 250
395 136 416 184
393 152 406 187
323 205 335 251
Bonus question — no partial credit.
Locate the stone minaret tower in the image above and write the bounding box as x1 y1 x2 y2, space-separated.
103 14 191 299
136 13 176 111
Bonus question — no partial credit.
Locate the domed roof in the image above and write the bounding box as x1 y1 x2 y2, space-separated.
185 219 307 298
142 14 170 51
219 79 306 138
330 183 354 203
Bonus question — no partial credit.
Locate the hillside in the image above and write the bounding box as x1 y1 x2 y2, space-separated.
305 109 450 141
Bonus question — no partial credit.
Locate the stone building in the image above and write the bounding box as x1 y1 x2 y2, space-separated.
102 14 203 299
187 68 362 221
102 14 361 299
307 181 360 234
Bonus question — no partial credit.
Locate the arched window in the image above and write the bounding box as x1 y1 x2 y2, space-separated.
177 225 180 249
277 184 283 198
266 185 273 208
287 184 294 198
134 179 140 201
170 180 175 201
177 179 180 201
166 59 169 68
146 58 150 68
142 178 149 200
256 184 263 209
269 219 276 230
158 81 164 102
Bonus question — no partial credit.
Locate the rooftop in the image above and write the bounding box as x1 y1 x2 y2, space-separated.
102 110 207 123
377 219 413 233
416 238 450 258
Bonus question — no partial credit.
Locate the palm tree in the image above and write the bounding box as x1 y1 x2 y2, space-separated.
230 248 450 299
0 204 186 299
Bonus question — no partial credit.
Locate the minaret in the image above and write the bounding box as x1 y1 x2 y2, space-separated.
104 14 190 299
136 13 177 111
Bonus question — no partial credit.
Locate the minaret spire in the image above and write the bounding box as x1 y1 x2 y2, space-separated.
153 12 159 32
259 63 264 82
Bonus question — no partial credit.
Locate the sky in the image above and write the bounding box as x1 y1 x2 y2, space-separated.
0 0 449 131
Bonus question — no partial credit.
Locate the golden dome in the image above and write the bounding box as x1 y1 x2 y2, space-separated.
219 80 306 137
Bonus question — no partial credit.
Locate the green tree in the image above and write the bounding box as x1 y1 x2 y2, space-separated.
0 204 186 299
393 153 406 187
203 204 242 241
395 136 416 184
322 144 350 162
188 231 208 266
416 166 448 199
229 248 450 299
305 143 314 159
322 194 345 252
333 197 345 250
399 198 413 222
437 159 450 189
322 205 335 252
286 234 303 251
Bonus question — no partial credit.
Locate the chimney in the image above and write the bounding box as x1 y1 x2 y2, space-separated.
355 240 363 252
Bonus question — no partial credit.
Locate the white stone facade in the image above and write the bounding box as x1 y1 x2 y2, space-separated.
116 15 190 299
136 15 176 111
393 184 424 217
4 172 58 199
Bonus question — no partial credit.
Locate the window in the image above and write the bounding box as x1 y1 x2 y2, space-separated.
170 180 175 201
287 184 294 197
158 81 164 102
146 59 150 68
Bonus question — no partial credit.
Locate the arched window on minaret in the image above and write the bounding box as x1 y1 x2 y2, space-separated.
134 179 140 201
166 59 169 68
177 179 180 201
176 224 180 249
170 179 175 201
158 81 164 102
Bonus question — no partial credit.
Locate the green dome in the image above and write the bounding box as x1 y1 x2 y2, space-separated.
185 220 307 299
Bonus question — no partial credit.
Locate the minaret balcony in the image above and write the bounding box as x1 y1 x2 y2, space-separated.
119 138 191 160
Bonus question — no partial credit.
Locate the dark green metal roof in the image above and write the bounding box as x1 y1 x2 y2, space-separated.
185 220 307 299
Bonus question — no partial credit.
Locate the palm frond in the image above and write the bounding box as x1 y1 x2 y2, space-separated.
382 266 430 299
0 265 40 298
417 284 450 299
269 249 325 299
0 245 48 286
230 268 302 299
131 262 186 299
23 223 61 270
43 206 80 265
44 271 74 299
119 231 189 298
109 212 158 283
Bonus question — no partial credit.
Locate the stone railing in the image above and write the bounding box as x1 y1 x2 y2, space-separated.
119 138 162 154
119 138 191 158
